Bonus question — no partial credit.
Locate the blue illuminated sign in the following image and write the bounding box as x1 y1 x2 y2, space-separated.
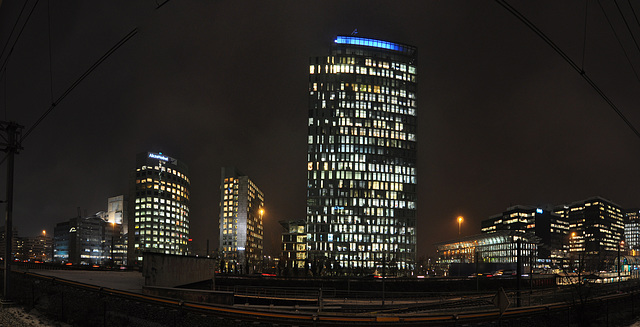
149 153 168 161
536 208 543 214
334 36 403 52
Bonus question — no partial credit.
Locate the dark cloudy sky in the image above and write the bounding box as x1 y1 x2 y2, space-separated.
2 1 640 258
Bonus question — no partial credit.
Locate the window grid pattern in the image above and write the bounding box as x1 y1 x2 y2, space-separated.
306 38 417 274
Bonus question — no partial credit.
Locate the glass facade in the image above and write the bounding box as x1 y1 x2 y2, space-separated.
219 167 264 273
481 206 569 260
306 36 417 274
436 231 537 264
625 209 640 255
131 152 190 264
556 196 624 254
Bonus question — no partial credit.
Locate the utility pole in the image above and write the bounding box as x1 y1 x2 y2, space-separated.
0 121 24 303
382 252 386 306
618 241 622 291
475 250 479 292
516 238 521 307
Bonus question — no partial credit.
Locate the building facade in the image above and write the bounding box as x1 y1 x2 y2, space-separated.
129 152 190 265
306 36 418 274
481 205 569 269
435 231 538 276
555 196 624 255
0 226 19 261
219 167 264 274
625 209 640 255
15 233 52 262
280 219 307 269
105 195 128 265
52 215 107 265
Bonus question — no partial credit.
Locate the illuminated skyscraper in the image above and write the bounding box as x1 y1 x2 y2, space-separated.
128 152 190 265
219 167 264 274
306 36 417 274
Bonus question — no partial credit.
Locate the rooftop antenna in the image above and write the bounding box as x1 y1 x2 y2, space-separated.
351 29 358 35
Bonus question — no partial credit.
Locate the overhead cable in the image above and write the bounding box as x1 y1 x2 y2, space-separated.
495 0 640 141
0 0 41 74
596 0 640 83
20 28 138 143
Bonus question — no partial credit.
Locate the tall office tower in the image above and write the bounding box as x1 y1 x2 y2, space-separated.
129 152 190 265
625 209 640 255
219 167 264 274
307 36 418 274
555 196 624 255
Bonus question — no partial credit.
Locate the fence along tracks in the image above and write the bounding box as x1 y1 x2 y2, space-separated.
9 270 640 326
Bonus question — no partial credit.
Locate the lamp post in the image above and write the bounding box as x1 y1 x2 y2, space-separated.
42 230 46 261
570 232 576 272
457 216 463 237
618 240 624 291
256 208 264 273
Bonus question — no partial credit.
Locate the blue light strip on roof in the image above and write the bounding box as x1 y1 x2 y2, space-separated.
334 36 403 52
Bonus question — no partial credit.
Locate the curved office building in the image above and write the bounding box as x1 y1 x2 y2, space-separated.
129 152 190 264
306 36 418 274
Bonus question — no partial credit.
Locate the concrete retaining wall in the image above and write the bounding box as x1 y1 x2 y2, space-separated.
142 252 216 287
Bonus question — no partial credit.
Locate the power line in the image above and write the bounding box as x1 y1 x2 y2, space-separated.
581 0 589 71
0 0 30 63
613 0 640 61
156 0 171 10
495 0 640 141
0 0 41 74
21 28 138 143
627 0 640 31
0 27 138 167
47 0 54 104
596 0 640 83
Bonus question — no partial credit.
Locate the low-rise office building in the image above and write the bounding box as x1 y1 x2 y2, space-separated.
435 231 538 276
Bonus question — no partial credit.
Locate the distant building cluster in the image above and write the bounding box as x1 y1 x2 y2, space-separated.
46 152 192 267
0 227 51 263
435 196 636 276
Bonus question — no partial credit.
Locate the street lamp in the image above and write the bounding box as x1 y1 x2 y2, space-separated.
457 216 464 236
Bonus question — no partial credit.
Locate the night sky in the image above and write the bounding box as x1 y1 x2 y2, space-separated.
2 1 640 258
